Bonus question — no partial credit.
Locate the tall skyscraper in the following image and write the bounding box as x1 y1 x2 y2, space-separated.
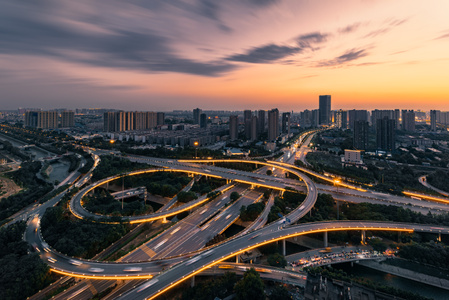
244 110 252 140
376 116 395 151
146 112 157 129
61 111 74 128
193 108 202 125
402 110 415 132
199 113 207 128
257 110 265 135
348 110 368 129
250 116 258 141
371 110 397 128
335 110 347 129
268 108 279 142
282 112 291 134
229 115 238 141
430 110 438 131
394 109 401 130
319 95 331 125
24 111 39 128
133 111 146 130
312 109 319 127
157 112 165 126
353 120 369 150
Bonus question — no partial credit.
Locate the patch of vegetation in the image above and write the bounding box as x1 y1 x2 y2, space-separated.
230 191 240 201
427 170 449 193
0 222 53 300
177 191 198 203
205 233 227 247
0 140 29 161
0 162 52 222
124 171 191 198
267 253 287 268
234 268 266 300
191 177 225 195
398 242 449 269
306 266 431 300
84 190 153 216
40 205 130 258
240 202 265 222
78 153 94 174
267 190 306 223
180 272 237 300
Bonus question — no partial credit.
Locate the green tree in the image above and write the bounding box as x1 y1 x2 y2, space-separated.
267 252 287 268
230 191 240 201
269 285 291 300
234 268 265 300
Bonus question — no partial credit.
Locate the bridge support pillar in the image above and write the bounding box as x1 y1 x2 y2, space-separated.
324 231 328 248
280 190 284 197
236 255 240 263
191 276 195 287
438 233 442 242
398 232 401 243
250 184 254 189
282 239 286 256
361 230 366 245
162 217 167 223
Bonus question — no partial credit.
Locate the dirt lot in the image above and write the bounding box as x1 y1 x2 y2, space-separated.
0 176 22 200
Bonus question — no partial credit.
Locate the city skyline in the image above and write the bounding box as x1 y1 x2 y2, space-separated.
1 1 449 110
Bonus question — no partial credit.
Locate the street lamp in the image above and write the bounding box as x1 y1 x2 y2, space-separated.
334 179 341 192
194 141 199 159
334 179 341 220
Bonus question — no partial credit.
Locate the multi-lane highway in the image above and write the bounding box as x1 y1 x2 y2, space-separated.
117 220 449 300
18 132 449 300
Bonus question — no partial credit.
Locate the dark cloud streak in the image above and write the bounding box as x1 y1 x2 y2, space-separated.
0 1 235 77
226 44 301 63
316 48 368 67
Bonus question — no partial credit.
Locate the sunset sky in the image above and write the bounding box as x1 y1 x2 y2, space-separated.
1 0 449 111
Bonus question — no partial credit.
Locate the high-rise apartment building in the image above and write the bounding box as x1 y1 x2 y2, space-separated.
430 110 438 131
319 95 331 125
147 112 157 129
268 108 279 142
312 109 319 127
24 111 39 128
199 113 207 128
157 112 165 126
335 110 347 129
371 110 397 128
229 115 239 141
353 120 369 150
104 111 158 132
348 110 368 129
193 108 202 125
61 111 75 128
401 110 415 132
250 116 258 141
37 111 58 129
394 109 401 130
244 110 252 140
376 116 395 151
282 112 291 134
257 110 265 135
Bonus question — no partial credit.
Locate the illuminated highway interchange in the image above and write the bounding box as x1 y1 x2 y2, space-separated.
20 131 449 299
